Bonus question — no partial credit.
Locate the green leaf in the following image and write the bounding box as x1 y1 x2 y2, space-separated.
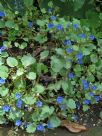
90 54 98 63
40 50 49 59
33 84 45 94
49 116 61 128
24 0 33 7
73 0 85 11
83 105 89 112
0 21 5 28
97 84 102 91
0 116 6 124
48 84 55 91
26 124 36 133
32 110 39 121
23 96 36 105
72 45 79 51
5 20 15 28
3 41 11 48
100 111 102 119
0 0 24 13
8 110 23 120
51 56 64 73
54 81 62 91
40 106 54 119
7 57 18 67
83 48 90 55
99 13 102 20
0 57 3 66
64 61 71 69
26 72 36 80
55 48 64 55
16 68 24 76
37 63 48 74
0 108 5 116
20 42 27 49
8 110 17 120
21 54 36 67
87 73 95 82
0 87 9 97
0 65 9 78
62 81 69 94
86 11 100 28
66 99 76 109
37 19 46 26
34 34 47 44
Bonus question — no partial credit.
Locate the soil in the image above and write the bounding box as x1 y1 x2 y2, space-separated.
0 123 102 136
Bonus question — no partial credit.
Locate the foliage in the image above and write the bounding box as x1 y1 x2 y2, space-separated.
0 0 102 134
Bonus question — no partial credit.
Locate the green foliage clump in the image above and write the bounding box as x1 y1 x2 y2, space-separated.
0 0 102 133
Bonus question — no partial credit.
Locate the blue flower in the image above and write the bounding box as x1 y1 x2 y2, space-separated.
35 101 43 107
66 48 72 54
0 11 5 17
47 23 54 29
0 46 6 53
48 8 52 13
88 92 94 97
76 53 83 59
50 15 56 20
84 84 89 90
16 99 22 108
64 39 71 45
94 96 100 102
82 79 87 84
0 78 6 84
56 24 63 31
28 21 33 28
83 99 90 105
77 59 83 64
90 34 94 40
73 24 78 29
15 92 21 99
82 80 89 90
47 121 53 129
68 73 74 79
56 96 63 104
2 105 10 112
36 124 44 131
92 85 97 90
15 120 22 127
78 33 86 39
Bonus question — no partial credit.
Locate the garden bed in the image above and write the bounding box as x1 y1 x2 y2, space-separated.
0 0 102 135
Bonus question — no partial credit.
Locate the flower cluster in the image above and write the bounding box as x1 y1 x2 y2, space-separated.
0 78 6 85
0 6 101 134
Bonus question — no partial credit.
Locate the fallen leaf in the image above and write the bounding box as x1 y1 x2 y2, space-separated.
61 120 88 133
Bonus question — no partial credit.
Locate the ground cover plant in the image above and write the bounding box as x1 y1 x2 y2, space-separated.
0 0 102 134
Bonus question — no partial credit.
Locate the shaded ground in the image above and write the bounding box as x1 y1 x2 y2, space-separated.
0 124 102 136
